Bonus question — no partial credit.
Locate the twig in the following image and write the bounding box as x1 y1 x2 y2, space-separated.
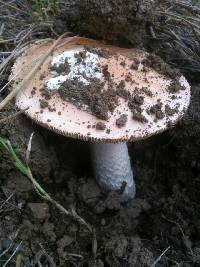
0 0 28 15
38 243 56 267
150 246 170 267
65 253 83 259
157 11 200 33
0 73 18 93
25 134 97 257
15 254 22 267
0 108 29 124
26 132 34 165
0 228 21 258
25 134 94 234
2 241 22 267
0 191 15 211
27 165 93 232
162 215 194 256
0 33 69 110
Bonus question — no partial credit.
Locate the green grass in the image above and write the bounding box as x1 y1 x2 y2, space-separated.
28 0 61 22
0 136 48 198
192 0 200 5
0 136 93 232
0 137 29 176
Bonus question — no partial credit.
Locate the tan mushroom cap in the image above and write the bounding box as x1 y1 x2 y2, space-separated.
11 37 191 143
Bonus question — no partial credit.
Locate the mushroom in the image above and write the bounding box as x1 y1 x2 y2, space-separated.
10 37 191 202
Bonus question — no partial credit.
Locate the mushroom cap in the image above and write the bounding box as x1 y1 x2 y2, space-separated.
11 37 191 143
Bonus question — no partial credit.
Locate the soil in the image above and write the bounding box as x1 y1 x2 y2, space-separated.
150 100 165 120
57 77 117 120
52 48 119 120
116 114 128 128
142 54 182 80
50 58 71 75
45 47 184 127
1 1 200 267
54 0 156 47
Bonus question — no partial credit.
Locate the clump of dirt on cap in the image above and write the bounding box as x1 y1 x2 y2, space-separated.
85 47 113 59
132 110 148 123
74 50 87 63
128 94 148 122
141 86 153 97
58 77 118 120
45 48 123 120
116 114 128 127
168 81 186 93
45 48 153 123
39 99 49 109
96 122 106 130
149 100 165 120
142 54 181 80
165 104 179 116
50 58 71 74
40 87 52 100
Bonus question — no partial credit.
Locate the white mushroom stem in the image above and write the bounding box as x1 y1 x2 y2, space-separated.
90 142 135 201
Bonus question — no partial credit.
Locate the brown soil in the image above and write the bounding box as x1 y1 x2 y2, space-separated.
150 100 165 120
50 58 71 74
116 114 128 128
57 77 117 120
142 54 181 80
55 0 156 47
46 47 183 125
1 1 200 266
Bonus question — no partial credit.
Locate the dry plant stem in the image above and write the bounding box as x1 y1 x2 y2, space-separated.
26 166 97 258
162 215 194 256
15 254 22 267
0 0 27 15
2 241 22 267
0 73 18 93
0 33 70 110
0 39 53 76
157 11 200 33
26 166 93 233
38 243 56 267
150 246 170 267
0 228 21 263
26 133 96 257
0 191 15 210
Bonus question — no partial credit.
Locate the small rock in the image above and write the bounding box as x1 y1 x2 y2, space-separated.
105 235 128 258
105 191 121 210
28 203 49 221
42 222 56 242
81 180 101 204
57 235 74 258
89 259 104 267
6 174 32 192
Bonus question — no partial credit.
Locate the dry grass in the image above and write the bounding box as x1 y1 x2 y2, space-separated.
0 2 96 266
148 0 200 76
0 0 64 80
0 0 200 266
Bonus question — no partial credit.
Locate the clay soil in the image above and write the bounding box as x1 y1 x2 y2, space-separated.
0 1 200 266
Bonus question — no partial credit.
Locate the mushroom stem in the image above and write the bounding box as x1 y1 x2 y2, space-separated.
91 142 135 201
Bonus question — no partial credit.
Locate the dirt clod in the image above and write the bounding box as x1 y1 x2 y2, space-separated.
39 99 48 109
150 100 165 119
28 203 49 221
134 94 144 105
116 114 128 127
132 110 148 123
50 58 71 74
143 54 181 79
96 122 106 130
168 81 186 93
